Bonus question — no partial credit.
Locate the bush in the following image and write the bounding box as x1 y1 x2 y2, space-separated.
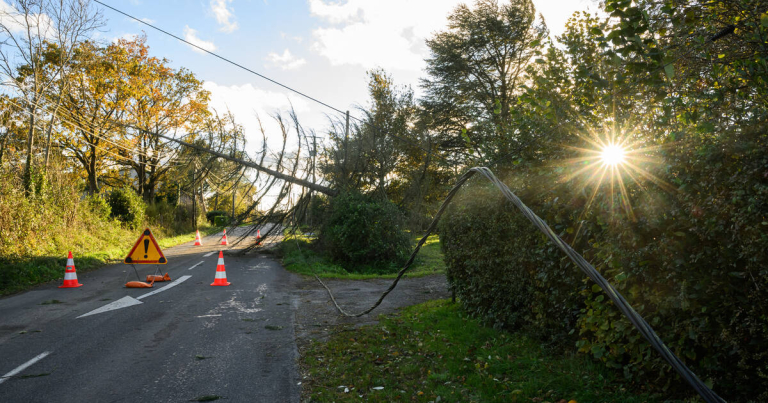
319 190 410 272
213 215 229 227
439 177 584 341
440 150 768 401
107 188 145 229
86 194 111 221
206 210 228 224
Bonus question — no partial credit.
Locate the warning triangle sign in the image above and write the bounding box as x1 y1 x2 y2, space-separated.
124 228 167 264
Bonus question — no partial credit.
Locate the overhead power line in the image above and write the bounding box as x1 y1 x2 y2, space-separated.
93 0 437 159
93 0 346 116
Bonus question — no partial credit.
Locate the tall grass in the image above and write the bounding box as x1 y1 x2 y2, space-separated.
0 177 216 295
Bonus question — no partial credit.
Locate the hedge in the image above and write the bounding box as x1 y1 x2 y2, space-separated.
439 146 768 402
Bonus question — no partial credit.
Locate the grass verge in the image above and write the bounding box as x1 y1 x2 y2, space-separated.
281 233 445 279
302 299 672 403
0 224 221 296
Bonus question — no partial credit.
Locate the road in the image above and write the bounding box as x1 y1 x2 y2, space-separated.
0 226 301 403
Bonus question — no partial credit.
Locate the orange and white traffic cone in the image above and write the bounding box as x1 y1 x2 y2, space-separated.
194 230 203 246
221 229 229 246
256 229 262 245
59 251 83 288
210 251 230 286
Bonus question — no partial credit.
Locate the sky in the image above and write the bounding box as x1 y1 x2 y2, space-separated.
91 0 600 154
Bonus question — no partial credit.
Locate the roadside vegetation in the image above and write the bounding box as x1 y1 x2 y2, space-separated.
1 0 765 401
0 175 222 296
281 231 444 279
302 299 672 403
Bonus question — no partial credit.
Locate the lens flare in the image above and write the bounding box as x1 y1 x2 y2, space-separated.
559 125 672 228
601 144 625 166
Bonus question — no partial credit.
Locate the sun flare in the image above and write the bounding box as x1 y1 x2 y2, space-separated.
559 126 672 226
601 144 626 166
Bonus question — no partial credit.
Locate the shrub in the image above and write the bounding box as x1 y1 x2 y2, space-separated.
206 210 228 224
107 188 145 229
319 190 410 272
440 148 768 401
213 215 229 227
439 176 585 340
86 194 111 221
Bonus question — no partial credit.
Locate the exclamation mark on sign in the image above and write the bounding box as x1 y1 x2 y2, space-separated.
144 239 149 258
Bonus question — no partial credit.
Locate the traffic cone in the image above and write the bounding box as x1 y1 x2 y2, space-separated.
210 251 230 286
194 229 203 246
221 229 229 246
59 251 83 288
256 229 261 245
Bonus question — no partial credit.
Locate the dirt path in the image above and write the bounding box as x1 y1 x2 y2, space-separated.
291 272 451 353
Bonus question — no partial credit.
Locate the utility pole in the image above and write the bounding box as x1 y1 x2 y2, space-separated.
308 134 318 229
344 110 349 173
192 169 197 230
231 178 236 224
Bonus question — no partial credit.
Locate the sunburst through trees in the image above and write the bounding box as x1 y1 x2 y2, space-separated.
562 126 670 221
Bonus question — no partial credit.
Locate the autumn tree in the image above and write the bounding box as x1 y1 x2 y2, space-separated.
56 40 136 194
0 0 102 192
117 37 210 202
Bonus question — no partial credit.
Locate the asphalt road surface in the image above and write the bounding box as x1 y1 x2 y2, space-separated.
0 226 301 403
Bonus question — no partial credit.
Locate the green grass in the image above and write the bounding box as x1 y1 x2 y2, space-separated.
0 224 221 296
302 299 674 403
281 233 446 279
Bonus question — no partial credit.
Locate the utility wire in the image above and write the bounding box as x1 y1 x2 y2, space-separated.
94 0 438 160
318 166 726 403
94 0 346 116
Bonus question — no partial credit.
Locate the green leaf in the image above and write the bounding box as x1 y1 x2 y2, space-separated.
761 12 768 27
592 284 602 293
664 63 674 79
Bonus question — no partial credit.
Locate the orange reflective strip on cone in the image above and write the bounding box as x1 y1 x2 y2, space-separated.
59 251 83 288
221 229 228 246
194 230 203 246
210 251 231 286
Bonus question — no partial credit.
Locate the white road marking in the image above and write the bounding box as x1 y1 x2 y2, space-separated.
196 314 222 318
203 251 216 257
136 275 192 300
188 261 205 270
0 351 51 385
77 296 143 319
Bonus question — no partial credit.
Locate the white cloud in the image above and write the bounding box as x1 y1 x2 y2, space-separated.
280 32 303 43
0 0 56 38
183 26 216 53
111 33 139 44
140 17 155 24
210 0 238 33
309 0 464 71
308 0 597 72
265 49 306 71
203 81 313 152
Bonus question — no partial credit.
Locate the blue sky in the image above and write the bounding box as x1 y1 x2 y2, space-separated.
95 0 599 153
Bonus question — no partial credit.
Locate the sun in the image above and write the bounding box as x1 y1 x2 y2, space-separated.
600 144 626 167
559 125 671 225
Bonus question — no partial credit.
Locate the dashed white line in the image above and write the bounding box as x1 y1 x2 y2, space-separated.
188 261 205 270
136 275 192 300
0 351 51 385
203 251 216 257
